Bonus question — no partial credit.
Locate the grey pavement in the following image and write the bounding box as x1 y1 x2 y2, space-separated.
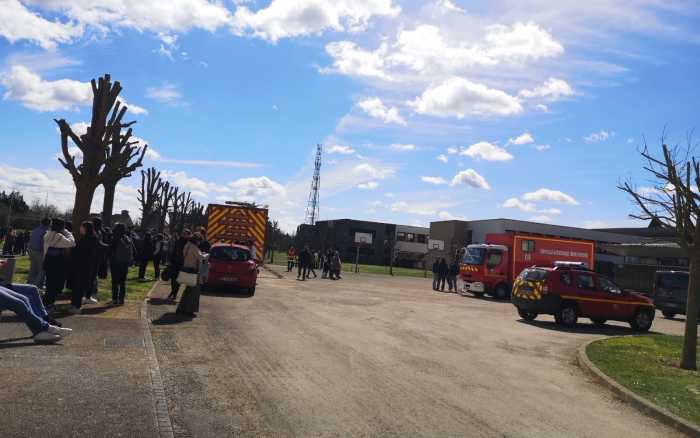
147 265 687 438
0 307 157 438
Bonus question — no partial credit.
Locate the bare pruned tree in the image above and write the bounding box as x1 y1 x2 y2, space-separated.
101 110 147 226
138 167 163 230
155 181 176 232
56 74 143 230
619 136 699 370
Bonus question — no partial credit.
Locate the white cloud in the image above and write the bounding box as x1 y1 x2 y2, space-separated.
529 215 553 223
160 170 213 198
447 147 459 155
535 144 551 151
154 158 259 168
326 144 356 154
0 65 91 111
519 78 574 100
522 188 579 205
391 200 460 216
437 0 465 13
390 143 416 151
483 22 564 61
538 208 562 215
20 0 231 37
0 0 83 49
118 98 148 115
357 97 406 125
321 41 391 80
228 176 286 201
421 176 448 185
535 103 549 112
437 210 466 220
436 154 448 163
450 169 490 190
627 137 635 144
409 77 523 118
502 197 536 212
583 130 610 143
146 83 181 105
460 141 513 161
231 0 400 43
357 181 379 190
352 162 394 180
508 132 534 145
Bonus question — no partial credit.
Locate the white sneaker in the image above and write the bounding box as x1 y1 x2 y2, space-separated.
48 325 73 338
88 297 99 304
34 330 61 344
67 306 82 315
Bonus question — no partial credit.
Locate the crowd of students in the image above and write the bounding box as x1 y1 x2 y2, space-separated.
0 228 30 256
287 245 343 281
1 217 210 343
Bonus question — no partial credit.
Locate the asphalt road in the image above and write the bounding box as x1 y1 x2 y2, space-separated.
149 267 686 438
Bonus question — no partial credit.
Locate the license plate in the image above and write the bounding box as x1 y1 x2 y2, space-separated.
221 277 238 282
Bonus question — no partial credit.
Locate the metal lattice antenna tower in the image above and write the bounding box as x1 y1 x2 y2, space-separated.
305 144 322 225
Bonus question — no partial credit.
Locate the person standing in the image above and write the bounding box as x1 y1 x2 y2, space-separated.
306 249 318 279
109 223 134 306
448 258 459 292
438 258 449 292
176 233 204 317
138 232 154 281
43 219 76 307
287 245 296 272
27 218 50 287
88 218 108 303
431 259 440 291
2 229 15 255
297 246 308 280
69 221 99 314
152 234 163 280
168 230 190 301
331 250 342 280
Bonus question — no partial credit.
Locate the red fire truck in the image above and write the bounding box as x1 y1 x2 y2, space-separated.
458 233 595 299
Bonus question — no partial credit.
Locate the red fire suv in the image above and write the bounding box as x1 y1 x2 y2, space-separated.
511 265 655 331
204 243 258 294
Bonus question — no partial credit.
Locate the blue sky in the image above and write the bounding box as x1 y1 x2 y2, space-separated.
0 1 699 232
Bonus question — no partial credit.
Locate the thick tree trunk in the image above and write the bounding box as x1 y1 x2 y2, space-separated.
681 254 700 370
102 181 116 227
72 182 97 233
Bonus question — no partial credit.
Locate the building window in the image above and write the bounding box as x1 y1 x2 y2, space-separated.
417 234 426 244
397 232 406 241
522 239 535 253
406 233 415 242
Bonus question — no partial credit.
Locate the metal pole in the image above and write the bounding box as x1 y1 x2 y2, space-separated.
355 245 360 273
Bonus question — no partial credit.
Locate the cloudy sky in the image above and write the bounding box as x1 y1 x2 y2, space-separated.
1 1 699 232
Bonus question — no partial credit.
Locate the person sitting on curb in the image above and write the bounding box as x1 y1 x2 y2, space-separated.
0 283 73 343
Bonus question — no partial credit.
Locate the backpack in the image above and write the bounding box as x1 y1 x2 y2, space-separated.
114 236 134 264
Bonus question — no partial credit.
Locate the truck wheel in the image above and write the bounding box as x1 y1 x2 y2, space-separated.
557 303 578 327
591 318 607 326
662 310 676 319
517 308 537 321
494 284 510 300
630 309 653 332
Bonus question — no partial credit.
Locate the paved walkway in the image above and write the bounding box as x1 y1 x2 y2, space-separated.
0 297 157 438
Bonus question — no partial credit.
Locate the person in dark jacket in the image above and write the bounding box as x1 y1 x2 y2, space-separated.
431 259 440 291
448 259 459 292
109 223 134 306
43 219 76 308
69 221 99 314
167 229 191 301
438 258 449 291
297 246 309 280
138 232 154 280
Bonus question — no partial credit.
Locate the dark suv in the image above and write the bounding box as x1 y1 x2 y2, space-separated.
652 271 696 319
512 266 655 331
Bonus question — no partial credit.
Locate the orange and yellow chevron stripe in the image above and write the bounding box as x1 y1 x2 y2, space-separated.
206 205 268 262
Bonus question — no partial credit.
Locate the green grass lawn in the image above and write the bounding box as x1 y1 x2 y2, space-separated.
267 250 428 278
12 255 156 303
587 335 700 425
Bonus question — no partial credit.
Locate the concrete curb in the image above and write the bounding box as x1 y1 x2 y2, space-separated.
142 281 175 438
578 337 700 438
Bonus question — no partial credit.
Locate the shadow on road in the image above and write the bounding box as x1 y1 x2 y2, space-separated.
517 319 662 336
151 312 193 325
147 297 173 306
200 286 254 299
0 336 38 349
455 292 512 304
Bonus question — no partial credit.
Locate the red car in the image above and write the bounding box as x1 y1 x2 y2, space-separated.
511 265 655 331
204 243 258 294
